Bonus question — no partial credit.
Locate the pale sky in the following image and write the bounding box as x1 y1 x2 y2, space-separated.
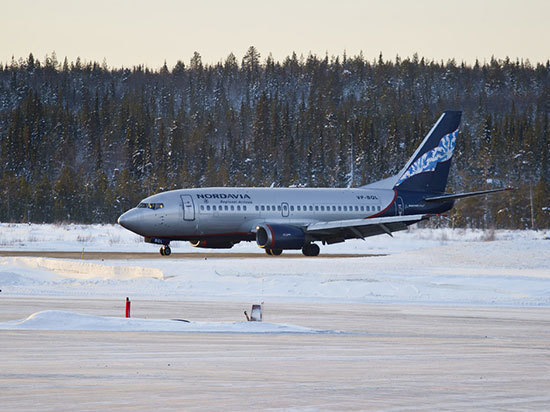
1 0 549 68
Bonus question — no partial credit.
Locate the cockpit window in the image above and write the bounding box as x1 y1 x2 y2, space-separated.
137 202 164 210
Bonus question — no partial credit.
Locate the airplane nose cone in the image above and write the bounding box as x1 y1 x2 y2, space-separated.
118 208 152 235
118 210 137 231
117 212 127 227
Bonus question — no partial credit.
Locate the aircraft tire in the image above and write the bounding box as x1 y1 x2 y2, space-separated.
163 246 172 256
160 247 165 256
265 248 273 255
302 243 320 257
271 249 283 256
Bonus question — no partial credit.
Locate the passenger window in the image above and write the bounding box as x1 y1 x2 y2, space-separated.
231 205 235 211
255 205 259 211
366 206 370 211
277 205 281 211
309 205 313 211
297 205 301 211
338 206 342 211
290 206 294 211
236 205 240 211
377 206 381 211
343 206 347 211
355 206 359 211
212 205 217 211
332 206 336 211
200 205 204 211
243 206 247 211
314 206 319 211
320 206 324 211
267 205 271 211
224 205 228 211
303 205 307 211
261 205 265 211
206 205 211 211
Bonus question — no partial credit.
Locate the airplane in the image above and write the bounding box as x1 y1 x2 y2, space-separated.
117 111 511 256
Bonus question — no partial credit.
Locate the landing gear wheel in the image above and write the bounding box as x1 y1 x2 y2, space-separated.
265 248 273 255
302 243 320 257
160 245 171 256
271 249 283 256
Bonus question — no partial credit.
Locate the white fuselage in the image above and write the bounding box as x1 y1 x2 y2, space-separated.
118 187 397 241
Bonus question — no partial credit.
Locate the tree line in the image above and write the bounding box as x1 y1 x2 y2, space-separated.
0 48 549 228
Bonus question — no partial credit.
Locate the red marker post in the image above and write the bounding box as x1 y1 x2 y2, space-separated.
125 297 131 318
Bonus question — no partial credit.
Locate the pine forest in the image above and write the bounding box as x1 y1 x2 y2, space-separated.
0 48 549 228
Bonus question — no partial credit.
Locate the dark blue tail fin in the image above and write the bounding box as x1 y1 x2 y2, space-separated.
394 111 461 193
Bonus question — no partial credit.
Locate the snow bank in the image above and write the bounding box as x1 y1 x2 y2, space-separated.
0 310 327 333
0 257 164 280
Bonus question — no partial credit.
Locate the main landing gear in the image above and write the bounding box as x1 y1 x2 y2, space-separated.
160 245 172 256
265 244 320 256
302 243 320 257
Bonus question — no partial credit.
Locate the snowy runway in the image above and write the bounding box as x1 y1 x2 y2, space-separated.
2 298 550 411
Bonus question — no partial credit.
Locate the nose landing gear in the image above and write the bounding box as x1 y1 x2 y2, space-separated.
160 245 172 256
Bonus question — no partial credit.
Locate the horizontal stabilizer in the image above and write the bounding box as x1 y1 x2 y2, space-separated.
424 187 513 202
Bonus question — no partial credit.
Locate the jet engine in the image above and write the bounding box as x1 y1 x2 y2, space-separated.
190 240 235 249
256 224 306 250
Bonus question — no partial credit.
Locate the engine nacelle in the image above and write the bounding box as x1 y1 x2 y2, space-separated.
190 240 235 249
256 224 306 250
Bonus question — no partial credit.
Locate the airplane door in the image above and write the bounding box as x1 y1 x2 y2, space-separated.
281 202 289 217
396 197 404 216
181 195 195 221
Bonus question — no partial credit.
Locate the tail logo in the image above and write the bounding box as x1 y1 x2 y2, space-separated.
396 129 458 186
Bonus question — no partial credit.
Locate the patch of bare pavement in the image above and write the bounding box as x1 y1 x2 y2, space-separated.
0 251 384 259
1 298 550 410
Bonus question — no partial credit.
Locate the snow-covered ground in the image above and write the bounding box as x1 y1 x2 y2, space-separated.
2 222 545 254
1 223 549 306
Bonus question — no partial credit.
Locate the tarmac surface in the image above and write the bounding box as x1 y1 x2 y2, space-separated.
1 297 550 410
0 251 384 260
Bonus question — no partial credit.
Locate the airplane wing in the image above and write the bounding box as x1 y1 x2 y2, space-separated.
305 214 430 243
